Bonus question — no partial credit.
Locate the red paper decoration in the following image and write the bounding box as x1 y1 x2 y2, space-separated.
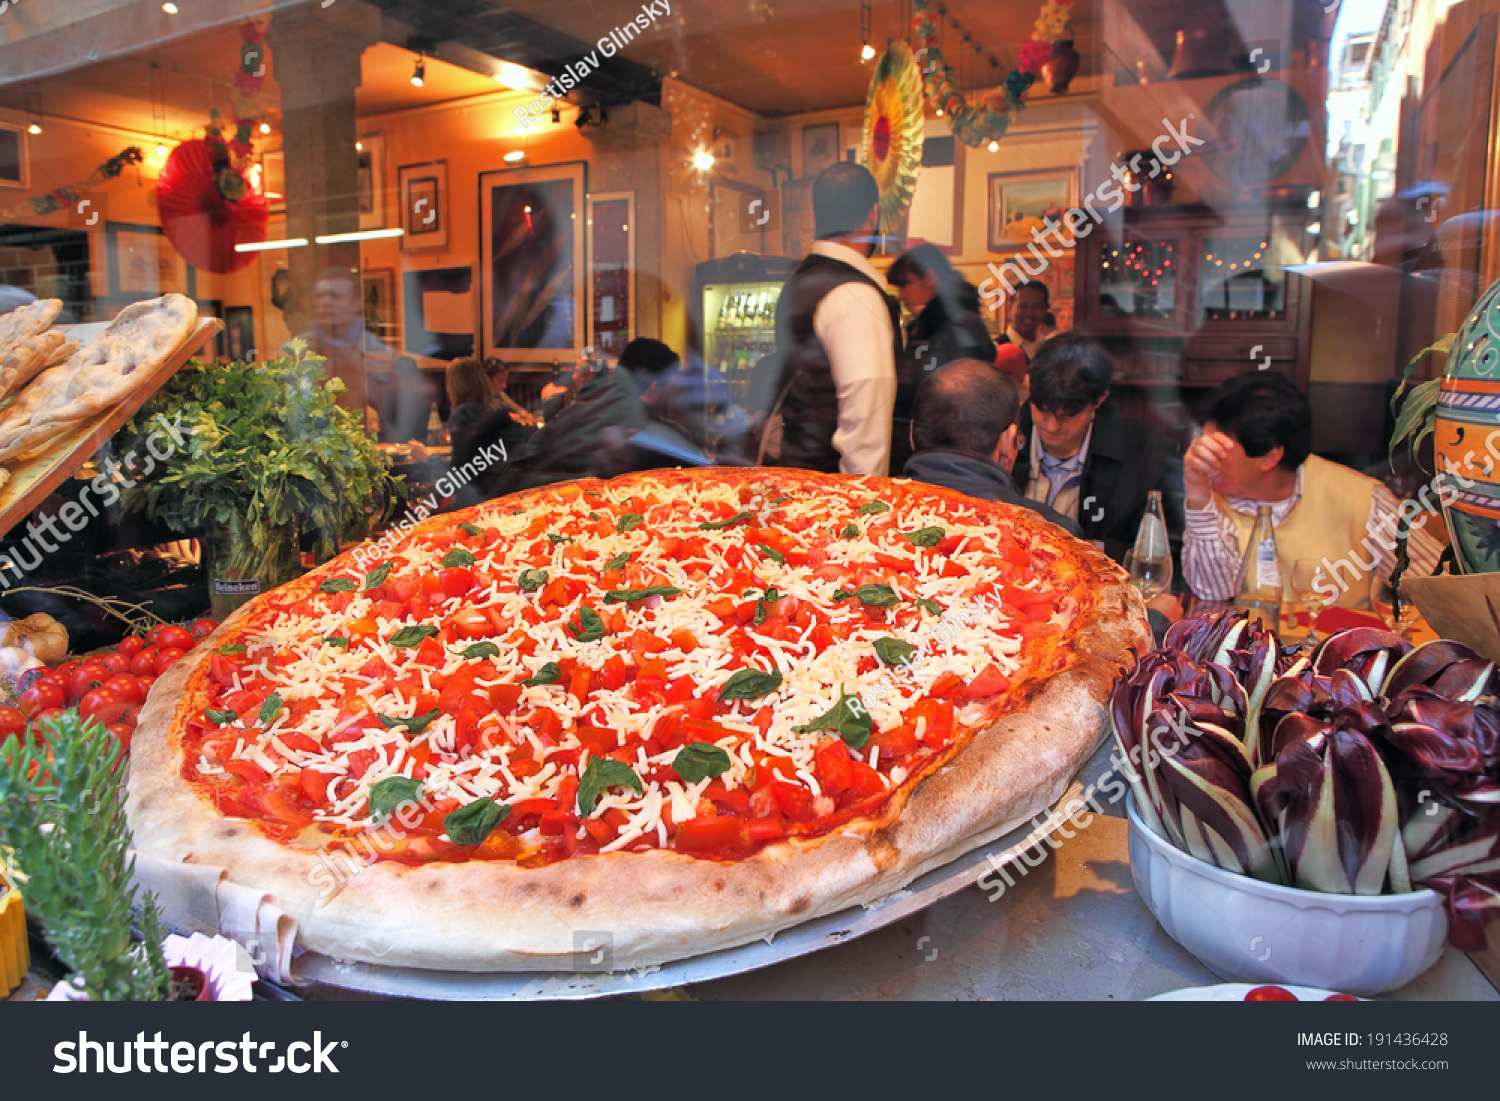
155 138 268 275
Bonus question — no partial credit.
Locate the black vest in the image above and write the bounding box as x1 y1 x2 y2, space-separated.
772 251 902 474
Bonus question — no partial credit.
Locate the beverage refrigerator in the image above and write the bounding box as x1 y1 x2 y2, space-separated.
693 252 796 405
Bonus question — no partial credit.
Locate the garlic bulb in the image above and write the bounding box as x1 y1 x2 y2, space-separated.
0 613 68 664
0 645 42 678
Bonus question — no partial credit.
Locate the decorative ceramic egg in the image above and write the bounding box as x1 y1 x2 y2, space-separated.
1435 277 1500 573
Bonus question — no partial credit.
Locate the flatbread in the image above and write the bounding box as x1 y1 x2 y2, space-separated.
0 330 67 403
45 339 80 368
0 294 197 460
130 469 1151 973
0 298 62 361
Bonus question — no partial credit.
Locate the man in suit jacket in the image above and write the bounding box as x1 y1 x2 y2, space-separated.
1011 333 1177 564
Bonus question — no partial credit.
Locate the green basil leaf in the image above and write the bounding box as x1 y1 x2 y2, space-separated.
368 776 424 821
917 598 943 616
757 542 785 565
603 551 630 572
217 643 247 656
205 708 237 725
522 662 561 686
546 532 573 545
577 756 644 816
444 798 511 846
459 522 484 537
387 624 440 648
899 526 946 549
518 568 549 592
718 667 783 702
584 489 604 500
772 495 793 506
763 586 782 603
874 637 917 667
672 742 732 783
568 605 607 642
458 641 500 660
840 522 859 539
258 693 284 725
363 563 392 591
440 547 476 568
847 583 901 608
323 636 350 648
603 586 684 604
377 708 440 735
588 511 602 520
856 501 890 515
832 589 855 602
793 691 872 750
753 598 768 627
320 577 357 593
616 513 645 533
698 511 754 531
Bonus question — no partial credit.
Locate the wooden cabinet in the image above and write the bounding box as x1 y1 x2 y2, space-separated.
1074 203 1313 442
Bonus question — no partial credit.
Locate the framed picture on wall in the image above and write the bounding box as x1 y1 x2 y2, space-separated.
802 122 839 178
261 150 285 215
106 222 190 297
0 123 27 188
987 167 1078 252
362 268 398 346
225 306 255 361
398 160 448 252
479 161 586 361
586 191 635 356
357 132 387 230
403 265 475 363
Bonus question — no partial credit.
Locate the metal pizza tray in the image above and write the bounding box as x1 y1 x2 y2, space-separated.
287 779 1089 1001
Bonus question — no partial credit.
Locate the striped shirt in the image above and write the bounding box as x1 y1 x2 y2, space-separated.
1183 466 1445 601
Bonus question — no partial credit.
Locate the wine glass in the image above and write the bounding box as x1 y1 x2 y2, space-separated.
1124 549 1172 599
1370 574 1422 637
1279 560 1330 647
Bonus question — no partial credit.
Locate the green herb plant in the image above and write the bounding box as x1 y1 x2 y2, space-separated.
116 341 402 583
0 713 172 1000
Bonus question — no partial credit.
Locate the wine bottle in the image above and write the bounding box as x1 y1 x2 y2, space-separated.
1236 504 1281 630
1127 490 1173 597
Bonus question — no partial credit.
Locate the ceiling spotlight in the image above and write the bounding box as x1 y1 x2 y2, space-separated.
935 108 944 116
162 2 178 12
260 121 271 135
411 57 426 88
497 62 532 91
693 149 716 172
988 140 999 152
861 43 876 62
355 141 364 152
27 123 41 135
504 150 526 163
156 143 168 157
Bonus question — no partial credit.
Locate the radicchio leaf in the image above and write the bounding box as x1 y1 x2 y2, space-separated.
1311 627 1412 698
1382 639 1499 703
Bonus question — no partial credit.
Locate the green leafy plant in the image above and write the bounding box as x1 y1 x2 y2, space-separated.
0 712 171 1000
1389 333 1457 466
116 342 401 577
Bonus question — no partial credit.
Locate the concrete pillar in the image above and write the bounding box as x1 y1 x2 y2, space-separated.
266 0 382 411
581 101 672 343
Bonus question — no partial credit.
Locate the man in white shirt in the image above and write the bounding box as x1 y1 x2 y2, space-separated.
770 163 900 476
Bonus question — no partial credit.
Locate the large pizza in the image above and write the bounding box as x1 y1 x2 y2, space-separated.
128 468 1150 971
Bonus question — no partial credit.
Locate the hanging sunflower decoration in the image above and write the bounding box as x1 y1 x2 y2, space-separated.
913 0 1075 148
863 40 926 236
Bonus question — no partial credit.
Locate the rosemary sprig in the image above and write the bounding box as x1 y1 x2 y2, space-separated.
0 712 171 1000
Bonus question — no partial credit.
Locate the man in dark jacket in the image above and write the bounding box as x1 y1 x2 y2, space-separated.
902 360 1081 536
769 162 901 475
1011 333 1178 563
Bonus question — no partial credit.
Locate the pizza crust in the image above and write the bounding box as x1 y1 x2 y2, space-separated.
128 470 1150 972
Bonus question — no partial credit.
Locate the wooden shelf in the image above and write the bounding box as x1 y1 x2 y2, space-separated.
0 317 223 543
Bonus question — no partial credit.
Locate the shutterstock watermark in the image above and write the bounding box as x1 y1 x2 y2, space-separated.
0 414 188 590
1311 429 1500 604
977 116 1205 310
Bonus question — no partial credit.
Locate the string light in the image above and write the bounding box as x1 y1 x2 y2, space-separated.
693 149 716 172
260 121 271 135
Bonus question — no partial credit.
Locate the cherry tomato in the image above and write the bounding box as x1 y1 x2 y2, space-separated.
154 648 186 675
103 674 145 704
15 668 52 695
1244 986 1299 1001
130 648 158 677
18 680 65 717
0 706 25 743
1324 994 1359 1002
155 625 194 653
101 652 130 675
118 636 146 659
105 723 134 753
80 687 130 725
190 618 219 639
54 660 80 683
70 664 111 701
439 567 476 599
136 674 157 695
28 708 67 737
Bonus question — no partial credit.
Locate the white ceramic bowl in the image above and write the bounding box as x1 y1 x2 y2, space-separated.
1126 795 1447 996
